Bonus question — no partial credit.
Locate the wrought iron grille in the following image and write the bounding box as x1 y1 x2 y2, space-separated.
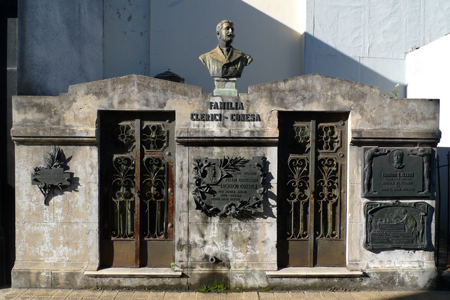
141 122 168 151
280 113 347 267
110 120 170 241
100 112 175 268
287 156 310 239
286 120 344 241
315 156 340 239
141 155 168 239
111 155 136 239
317 122 342 152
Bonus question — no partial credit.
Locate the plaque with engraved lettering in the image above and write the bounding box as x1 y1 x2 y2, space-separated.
364 201 430 250
363 147 431 198
192 156 266 217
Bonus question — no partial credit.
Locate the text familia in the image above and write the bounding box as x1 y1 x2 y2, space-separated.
190 101 261 122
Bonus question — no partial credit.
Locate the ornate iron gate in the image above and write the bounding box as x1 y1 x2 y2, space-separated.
99 111 175 267
278 112 348 267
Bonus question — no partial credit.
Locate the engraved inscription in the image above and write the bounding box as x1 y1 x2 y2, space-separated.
192 156 267 217
190 101 262 122
365 201 430 250
363 147 431 198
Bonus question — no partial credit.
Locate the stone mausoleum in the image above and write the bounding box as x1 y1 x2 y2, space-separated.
11 73 440 290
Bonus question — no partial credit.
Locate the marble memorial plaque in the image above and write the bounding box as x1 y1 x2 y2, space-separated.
363 147 431 198
364 201 430 250
192 156 266 217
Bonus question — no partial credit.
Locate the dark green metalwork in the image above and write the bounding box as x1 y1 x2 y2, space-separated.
100 111 175 268
287 156 310 239
293 124 311 153
141 122 168 152
192 156 267 217
110 120 172 241
287 121 343 241
31 146 72 205
363 147 431 198
114 122 135 151
111 155 135 239
142 155 167 239
281 114 347 267
316 157 339 239
365 201 430 250
317 121 342 152
279 113 347 267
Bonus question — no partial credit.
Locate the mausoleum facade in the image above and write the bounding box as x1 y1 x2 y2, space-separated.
11 74 440 290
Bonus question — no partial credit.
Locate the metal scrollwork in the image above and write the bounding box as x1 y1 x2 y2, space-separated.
317 122 342 152
293 124 311 153
31 146 72 205
192 156 267 217
142 155 167 239
316 157 339 238
286 156 310 239
109 118 173 242
114 122 136 151
141 122 168 152
111 155 135 239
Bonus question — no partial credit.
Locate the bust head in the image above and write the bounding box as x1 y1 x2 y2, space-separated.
199 20 252 79
392 150 405 169
216 20 235 47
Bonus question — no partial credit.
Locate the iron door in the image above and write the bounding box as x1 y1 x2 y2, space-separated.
278 112 348 267
99 111 175 268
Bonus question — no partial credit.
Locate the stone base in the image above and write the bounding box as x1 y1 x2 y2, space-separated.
12 265 439 291
267 267 438 291
186 269 269 290
213 78 238 96
12 268 187 290
12 268 266 290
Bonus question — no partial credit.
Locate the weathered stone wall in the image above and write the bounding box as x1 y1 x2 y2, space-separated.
249 74 439 275
11 74 440 289
13 144 99 288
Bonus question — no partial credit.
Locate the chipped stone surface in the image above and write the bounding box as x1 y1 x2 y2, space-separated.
11 74 439 289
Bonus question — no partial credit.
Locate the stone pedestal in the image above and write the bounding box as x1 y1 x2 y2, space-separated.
213 78 238 97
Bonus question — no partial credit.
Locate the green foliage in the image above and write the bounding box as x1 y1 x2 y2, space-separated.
170 262 176 271
198 281 227 293
384 83 400 99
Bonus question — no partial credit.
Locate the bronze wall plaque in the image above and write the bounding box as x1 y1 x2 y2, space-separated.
363 147 431 198
31 146 72 205
364 201 430 250
192 156 266 217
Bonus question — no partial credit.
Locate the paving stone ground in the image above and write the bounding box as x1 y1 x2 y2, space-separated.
1 289 450 300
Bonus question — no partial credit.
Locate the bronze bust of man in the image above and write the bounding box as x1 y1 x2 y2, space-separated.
199 20 253 78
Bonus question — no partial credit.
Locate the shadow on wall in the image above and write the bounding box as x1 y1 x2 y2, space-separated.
304 32 405 98
149 0 304 95
17 0 404 98
437 147 450 236
17 0 104 96
150 1 404 96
